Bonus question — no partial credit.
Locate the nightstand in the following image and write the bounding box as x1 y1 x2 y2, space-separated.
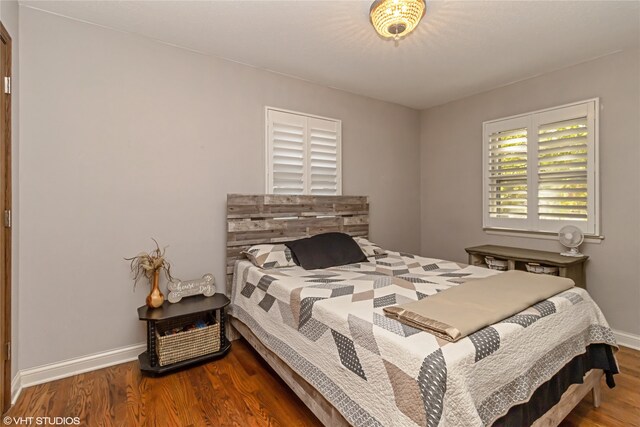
137 294 231 376
465 245 589 288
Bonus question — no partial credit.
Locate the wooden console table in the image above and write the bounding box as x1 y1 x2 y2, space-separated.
465 245 588 288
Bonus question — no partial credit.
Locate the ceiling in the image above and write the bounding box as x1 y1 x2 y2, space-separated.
22 0 640 109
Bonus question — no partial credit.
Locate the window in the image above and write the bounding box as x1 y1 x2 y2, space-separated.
266 107 342 195
483 99 599 235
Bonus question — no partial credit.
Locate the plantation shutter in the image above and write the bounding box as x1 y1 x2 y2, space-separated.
308 117 341 195
484 116 531 230
483 100 598 235
266 108 342 195
267 110 307 195
536 102 596 234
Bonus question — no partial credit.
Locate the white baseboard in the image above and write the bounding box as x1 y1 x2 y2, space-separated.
11 342 145 405
613 329 640 351
7 329 639 406
10 373 21 405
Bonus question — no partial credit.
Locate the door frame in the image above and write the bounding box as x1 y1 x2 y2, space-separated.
0 21 12 413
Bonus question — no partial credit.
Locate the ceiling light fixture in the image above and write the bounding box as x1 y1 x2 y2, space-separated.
370 0 426 41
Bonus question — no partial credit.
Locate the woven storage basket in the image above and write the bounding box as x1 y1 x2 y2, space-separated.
485 256 508 271
156 313 220 366
525 262 559 276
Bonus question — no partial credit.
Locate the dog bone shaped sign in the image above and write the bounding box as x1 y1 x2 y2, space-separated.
168 273 216 303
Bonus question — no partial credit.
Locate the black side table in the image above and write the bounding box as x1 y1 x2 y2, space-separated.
137 294 231 376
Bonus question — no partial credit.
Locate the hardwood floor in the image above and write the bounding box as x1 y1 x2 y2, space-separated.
560 345 640 427
7 342 639 426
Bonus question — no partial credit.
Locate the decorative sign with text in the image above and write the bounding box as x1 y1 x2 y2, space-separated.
168 273 216 303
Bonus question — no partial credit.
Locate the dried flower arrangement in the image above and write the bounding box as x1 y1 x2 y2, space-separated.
125 238 175 308
125 238 174 287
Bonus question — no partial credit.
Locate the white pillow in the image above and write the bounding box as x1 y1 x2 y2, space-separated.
242 244 297 269
354 237 386 257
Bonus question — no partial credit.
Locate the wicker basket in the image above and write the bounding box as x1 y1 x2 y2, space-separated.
485 256 508 271
525 262 559 276
156 313 220 366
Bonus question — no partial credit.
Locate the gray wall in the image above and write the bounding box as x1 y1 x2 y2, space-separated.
17 5 638 372
18 7 421 369
419 49 640 336
0 0 19 376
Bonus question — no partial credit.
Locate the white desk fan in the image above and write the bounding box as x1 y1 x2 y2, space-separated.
558 225 584 257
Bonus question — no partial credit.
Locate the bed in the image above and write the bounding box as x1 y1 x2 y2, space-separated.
225 194 618 427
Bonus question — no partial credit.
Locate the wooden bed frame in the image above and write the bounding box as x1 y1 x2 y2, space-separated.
225 193 603 427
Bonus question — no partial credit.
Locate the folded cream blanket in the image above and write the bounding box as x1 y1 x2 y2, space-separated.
383 270 574 342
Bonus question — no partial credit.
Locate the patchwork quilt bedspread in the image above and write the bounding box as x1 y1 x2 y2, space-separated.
230 251 616 427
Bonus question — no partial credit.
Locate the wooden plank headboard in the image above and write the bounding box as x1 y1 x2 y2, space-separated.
225 194 369 294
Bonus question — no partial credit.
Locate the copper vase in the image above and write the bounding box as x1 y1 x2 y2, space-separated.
146 270 165 308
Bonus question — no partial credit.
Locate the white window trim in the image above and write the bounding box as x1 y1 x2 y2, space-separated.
264 106 342 195
484 228 604 243
482 98 600 237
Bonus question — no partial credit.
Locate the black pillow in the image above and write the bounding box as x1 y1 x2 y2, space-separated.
285 232 368 270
